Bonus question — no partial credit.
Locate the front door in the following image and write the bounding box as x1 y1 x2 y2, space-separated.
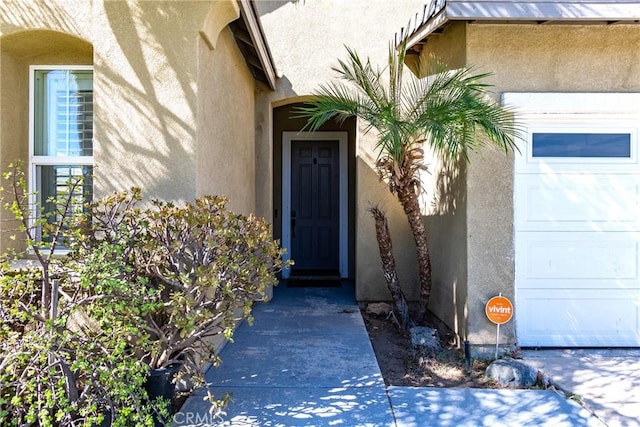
289 140 340 275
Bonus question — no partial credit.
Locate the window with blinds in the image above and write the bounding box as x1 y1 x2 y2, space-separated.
30 67 94 243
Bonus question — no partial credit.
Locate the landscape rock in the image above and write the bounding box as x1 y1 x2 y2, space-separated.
537 371 553 388
486 358 538 387
410 326 440 352
365 302 393 316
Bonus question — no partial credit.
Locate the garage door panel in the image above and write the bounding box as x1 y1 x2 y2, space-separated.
517 232 640 280
515 175 640 231
510 94 640 348
517 289 640 347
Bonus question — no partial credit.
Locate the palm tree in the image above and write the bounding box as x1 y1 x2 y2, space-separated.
297 38 518 321
369 204 412 330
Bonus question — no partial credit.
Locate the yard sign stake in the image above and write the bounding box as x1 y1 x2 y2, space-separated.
485 293 514 359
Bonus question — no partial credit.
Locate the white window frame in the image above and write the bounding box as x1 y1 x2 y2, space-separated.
521 125 638 172
28 65 94 239
504 93 640 174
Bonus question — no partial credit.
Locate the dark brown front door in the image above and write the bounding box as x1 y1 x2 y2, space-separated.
290 140 339 274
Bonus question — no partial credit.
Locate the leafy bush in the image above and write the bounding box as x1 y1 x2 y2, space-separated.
0 162 288 425
0 163 167 426
72 190 287 371
0 245 166 426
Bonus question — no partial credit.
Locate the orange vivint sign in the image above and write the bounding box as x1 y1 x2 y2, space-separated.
485 295 514 325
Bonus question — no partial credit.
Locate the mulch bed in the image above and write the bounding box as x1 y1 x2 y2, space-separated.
361 304 498 388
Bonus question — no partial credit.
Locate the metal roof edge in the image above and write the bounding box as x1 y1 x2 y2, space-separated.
404 1 640 51
238 0 278 90
404 8 449 51
446 1 640 21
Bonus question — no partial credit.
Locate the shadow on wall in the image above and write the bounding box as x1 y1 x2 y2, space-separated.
423 155 468 343
0 2 207 200
97 1 200 199
0 1 79 35
430 155 466 218
357 156 420 302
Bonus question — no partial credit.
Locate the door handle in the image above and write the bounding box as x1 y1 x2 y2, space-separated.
291 210 296 239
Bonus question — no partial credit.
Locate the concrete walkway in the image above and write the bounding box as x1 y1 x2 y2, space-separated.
174 284 605 426
523 349 640 427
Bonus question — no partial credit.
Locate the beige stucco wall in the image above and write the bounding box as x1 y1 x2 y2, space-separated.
418 22 640 352
92 1 209 202
407 21 470 344
467 24 640 94
422 152 469 346
196 26 256 215
409 21 467 72
0 50 28 253
0 0 262 253
256 0 426 301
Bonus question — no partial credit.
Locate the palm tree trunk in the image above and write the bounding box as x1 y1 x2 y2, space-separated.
397 186 432 322
369 206 411 330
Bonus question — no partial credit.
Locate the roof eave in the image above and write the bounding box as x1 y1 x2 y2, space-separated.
237 0 278 90
405 0 640 51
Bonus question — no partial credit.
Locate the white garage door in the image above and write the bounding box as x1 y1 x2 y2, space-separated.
510 93 640 347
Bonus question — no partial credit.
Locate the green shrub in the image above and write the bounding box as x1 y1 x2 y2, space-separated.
0 251 167 426
0 162 164 426
0 162 288 426
72 190 288 406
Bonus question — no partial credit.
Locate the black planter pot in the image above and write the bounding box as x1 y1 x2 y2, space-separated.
146 364 181 401
144 363 182 426
98 410 112 427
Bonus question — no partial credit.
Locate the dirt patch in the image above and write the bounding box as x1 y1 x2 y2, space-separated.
361 304 498 388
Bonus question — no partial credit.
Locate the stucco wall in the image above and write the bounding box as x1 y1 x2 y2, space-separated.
467 24 640 94
0 1 247 203
422 153 469 345
409 21 470 343
0 0 261 252
256 0 426 300
92 1 212 201
0 52 28 253
196 26 256 215
410 22 467 72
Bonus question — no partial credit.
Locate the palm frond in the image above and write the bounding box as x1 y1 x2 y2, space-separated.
407 66 520 160
297 39 520 164
388 40 406 119
334 46 389 113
